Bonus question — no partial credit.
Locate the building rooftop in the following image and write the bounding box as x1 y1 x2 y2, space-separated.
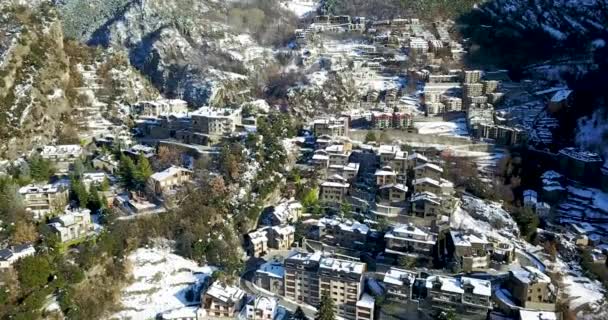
191 106 240 118
319 257 365 274
150 166 192 182
383 267 416 286
257 260 285 279
356 293 375 309
40 144 83 157
426 275 491 297
519 310 558 320
511 266 551 284
414 163 444 173
559 147 603 163
205 282 245 304
450 230 489 247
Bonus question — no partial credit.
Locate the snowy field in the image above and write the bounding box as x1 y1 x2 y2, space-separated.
111 247 215 320
414 118 468 136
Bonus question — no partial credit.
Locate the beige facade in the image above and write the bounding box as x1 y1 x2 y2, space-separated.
313 117 349 137
320 176 350 206
507 267 557 311
248 229 269 257
147 166 192 197
191 107 242 136
19 184 69 219
267 225 295 250
383 267 417 303
424 275 492 317
48 208 93 243
202 283 246 320
385 224 437 256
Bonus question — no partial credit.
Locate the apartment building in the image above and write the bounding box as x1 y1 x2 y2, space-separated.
283 251 373 320
385 224 437 257
39 144 84 173
374 166 398 187
255 260 285 295
247 228 269 257
133 99 188 116
410 191 441 219
327 162 360 182
191 107 242 136
202 282 246 320
317 217 370 249
449 230 491 272
313 117 349 137
506 266 557 311
244 296 278 320
383 267 417 302
463 70 483 84
424 275 492 317
19 183 69 219
320 175 350 206
267 225 295 250
414 163 444 180
268 199 303 225
378 183 408 204
412 177 454 196
147 166 192 197
48 207 94 243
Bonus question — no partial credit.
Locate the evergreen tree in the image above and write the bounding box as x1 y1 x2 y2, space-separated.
340 201 352 219
87 187 102 213
134 154 153 190
70 179 89 208
29 154 55 182
73 159 85 178
315 293 335 320
118 155 136 190
292 306 308 320
364 131 376 143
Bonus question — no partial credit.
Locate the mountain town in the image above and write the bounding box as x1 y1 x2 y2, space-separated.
1 1 608 320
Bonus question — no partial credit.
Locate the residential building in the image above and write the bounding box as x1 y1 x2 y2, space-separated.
244 296 278 320
506 266 557 311
449 230 491 272
267 225 295 250
378 183 408 204
463 70 483 84
191 107 242 136
410 191 441 219
92 154 119 174
424 275 492 317
255 260 285 295
247 228 269 257
0 244 35 269
39 144 84 173
414 163 444 180
19 183 69 219
317 217 370 249
412 177 454 196
385 224 437 257
327 162 360 182
268 199 303 225
374 166 397 187
48 207 94 243
134 99 188 116
313 117 349 137
320 175 350 206
283 251 373 320
382 267 417 302
147 166 192 197
82 172 107 191
202 282 246 320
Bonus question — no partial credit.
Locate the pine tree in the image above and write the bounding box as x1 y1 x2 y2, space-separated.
87 187 102 214
315 294 335 320
118 155 136 190
134 154 153 191
71 179 89 208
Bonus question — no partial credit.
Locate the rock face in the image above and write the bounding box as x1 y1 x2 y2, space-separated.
0 4 159 159
58 0 277 107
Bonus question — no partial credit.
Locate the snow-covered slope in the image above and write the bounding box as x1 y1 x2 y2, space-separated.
111 246 215 320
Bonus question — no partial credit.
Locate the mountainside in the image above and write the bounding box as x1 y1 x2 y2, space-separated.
57 0 296 106
0 3 159 159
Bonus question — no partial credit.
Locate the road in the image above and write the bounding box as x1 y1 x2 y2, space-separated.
240 269 317 319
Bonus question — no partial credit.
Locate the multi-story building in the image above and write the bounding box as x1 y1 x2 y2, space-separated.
267 225 295 250
412 177 454 196
424 275 492 317
374 166 397 187
244 296 278 320
320 175 350 206
382 267 417 302
371 111 393 129
317 217 370 250
201 282 246 320
147 166 192 198
463 70 483 84
327 162 360 182
191 107 242 136
255 260 285 295
39 144 84 173
247 228 269 257
384 224 437 257
283 251 373 320
378 183 408 204
268 199 303 225
133 99 188 116
506 266 557 311
410 191 441 219
313 117 349 137
19 183 69 219
414 163 444 180
449 230 491 272
48 207 94 243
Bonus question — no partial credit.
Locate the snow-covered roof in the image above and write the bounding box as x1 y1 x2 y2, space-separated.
413 177 440 187
383 267 416 286
379 183 408 193
321 181 350 188
205 282 245 304
40 144 83 158
511 266 551 284
271 225 295 236
386 224 436 243
558 147 603 163
191 106 240 118
450 230 489 247
410 191 440 204
356 293 375 309
426 275 491 297
249 229 268 244
257 261 285 279
550 89 572 103
160 307 199 320
414 163 444 173
375 168 396 176
319 257 365 274
150 166 191 182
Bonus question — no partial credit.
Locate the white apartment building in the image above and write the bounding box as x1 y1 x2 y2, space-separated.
48 207 94 243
